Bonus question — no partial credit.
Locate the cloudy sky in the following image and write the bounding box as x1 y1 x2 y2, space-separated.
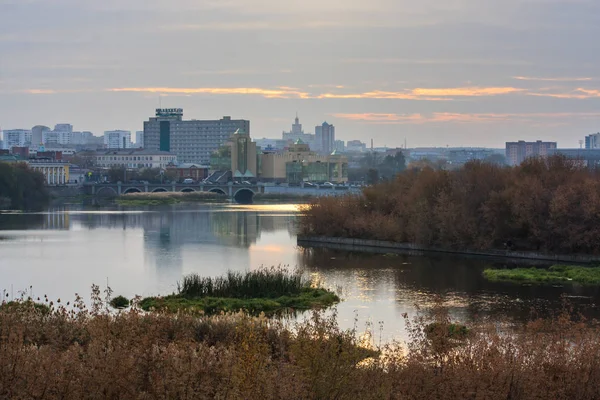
1 0 599 148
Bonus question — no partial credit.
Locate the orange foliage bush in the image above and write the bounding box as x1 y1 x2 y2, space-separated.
300 156 600 254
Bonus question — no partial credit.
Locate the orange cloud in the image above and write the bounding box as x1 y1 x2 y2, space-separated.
411 87 524 96
25 89 57 94
108 87 311 99
331 113 425 123
527 88 600 99
107 86 524 101
332 112 600 124
514 76 593 82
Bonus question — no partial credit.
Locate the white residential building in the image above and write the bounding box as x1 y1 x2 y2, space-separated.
104 130 133 149
2 129 31 149
54 124 74 145
135 131 144 148
43 130 60 146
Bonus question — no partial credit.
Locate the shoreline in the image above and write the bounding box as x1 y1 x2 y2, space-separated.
297 236 600 264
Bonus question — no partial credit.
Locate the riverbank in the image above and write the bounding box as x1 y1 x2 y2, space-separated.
297 236 600 263
116 191 225 205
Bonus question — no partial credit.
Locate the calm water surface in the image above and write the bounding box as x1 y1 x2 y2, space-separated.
1 204 600 341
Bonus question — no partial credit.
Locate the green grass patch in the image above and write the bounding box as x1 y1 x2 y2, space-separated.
140 269 340 315
483 265 600 285
140 288 339 316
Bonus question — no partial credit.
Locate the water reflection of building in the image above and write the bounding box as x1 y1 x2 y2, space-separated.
42 207 71 230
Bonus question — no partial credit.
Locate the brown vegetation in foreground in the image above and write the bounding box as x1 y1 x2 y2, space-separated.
300 156 600 254
3 289 600 399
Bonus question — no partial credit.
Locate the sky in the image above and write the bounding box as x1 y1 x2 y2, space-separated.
1 0 599 148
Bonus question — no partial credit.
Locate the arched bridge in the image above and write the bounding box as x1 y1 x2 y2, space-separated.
84 182 263 204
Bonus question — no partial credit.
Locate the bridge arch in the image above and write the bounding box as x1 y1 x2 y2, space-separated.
180 188 196 193
234 188 255 204
95 186 118 197
151 187 169 193
209 188 227 196
123 187 142 194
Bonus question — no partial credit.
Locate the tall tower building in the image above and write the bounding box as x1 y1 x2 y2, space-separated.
315 122 335 155
282 114 315 148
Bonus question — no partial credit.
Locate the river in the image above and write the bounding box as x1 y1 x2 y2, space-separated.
1 203 600 342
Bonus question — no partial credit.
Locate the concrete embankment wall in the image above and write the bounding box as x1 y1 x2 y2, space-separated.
263 186 361 197
297 236 600 264
48 186 84 198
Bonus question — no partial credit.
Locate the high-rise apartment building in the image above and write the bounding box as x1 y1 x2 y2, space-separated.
2 129 31 149
505 140 557 166
143 109 250 165
43 130 60 146
315 122 335 155
104 130 132 149
585 133 600 149
54 124 73 145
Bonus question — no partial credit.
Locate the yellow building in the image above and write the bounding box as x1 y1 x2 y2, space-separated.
260 140 348 183
28 160 70 185
231 129 257 179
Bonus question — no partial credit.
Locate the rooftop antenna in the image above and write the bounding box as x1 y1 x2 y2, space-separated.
159 95 162 109
579 140 584 149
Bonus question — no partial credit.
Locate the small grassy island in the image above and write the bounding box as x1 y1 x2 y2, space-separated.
483 265 600 285
140 269 340 315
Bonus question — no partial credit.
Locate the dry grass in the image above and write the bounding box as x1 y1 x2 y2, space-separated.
3 288 600 399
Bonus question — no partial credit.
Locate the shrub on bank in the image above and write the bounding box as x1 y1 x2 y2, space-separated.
109 295 130 309
4 293 600 399
300 156 600 254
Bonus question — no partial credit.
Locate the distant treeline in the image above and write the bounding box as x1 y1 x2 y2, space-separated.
300 156 600 255
0 163 49 210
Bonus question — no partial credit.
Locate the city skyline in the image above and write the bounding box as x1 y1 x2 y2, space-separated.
2 0 600 147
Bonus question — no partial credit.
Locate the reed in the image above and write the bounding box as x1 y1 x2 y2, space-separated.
178 268 306 299
4 291 600 399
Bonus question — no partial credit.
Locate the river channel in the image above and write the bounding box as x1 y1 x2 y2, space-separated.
1 203 600 342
